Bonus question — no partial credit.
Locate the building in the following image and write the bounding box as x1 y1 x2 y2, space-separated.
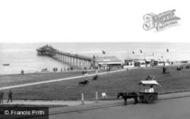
95 56 123 69
124 58 135 68
134 59 146 67
123 56 160 68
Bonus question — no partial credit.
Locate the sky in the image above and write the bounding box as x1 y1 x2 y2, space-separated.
0 0 189 43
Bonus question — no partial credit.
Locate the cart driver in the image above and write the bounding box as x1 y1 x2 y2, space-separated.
145 85 154 92
149 85 154 93
146 75 155 80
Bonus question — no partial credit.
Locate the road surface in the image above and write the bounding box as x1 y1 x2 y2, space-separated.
49 97 190 119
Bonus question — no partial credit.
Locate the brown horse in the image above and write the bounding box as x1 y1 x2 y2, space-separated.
117 92 138 105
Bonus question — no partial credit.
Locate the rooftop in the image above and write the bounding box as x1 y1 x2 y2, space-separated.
95 56 122 64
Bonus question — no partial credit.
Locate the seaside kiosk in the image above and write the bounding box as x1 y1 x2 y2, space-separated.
134 59 146 67
123 58 135 68
95 56 123 70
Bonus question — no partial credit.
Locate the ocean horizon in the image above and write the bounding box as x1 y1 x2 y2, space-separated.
1 42 190 75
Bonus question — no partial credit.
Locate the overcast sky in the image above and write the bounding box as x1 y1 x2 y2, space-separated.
0 0 189 43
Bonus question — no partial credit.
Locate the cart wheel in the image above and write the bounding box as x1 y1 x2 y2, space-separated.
147 94 156 104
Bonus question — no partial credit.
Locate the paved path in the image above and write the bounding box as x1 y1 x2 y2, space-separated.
48 91 190 114
1 91 190 107
1 91 190 119
49 92 190 119
0 100 94 106
0 69 127 91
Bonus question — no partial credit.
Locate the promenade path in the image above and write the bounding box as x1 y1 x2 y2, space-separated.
49 92 190 119
1 100 93 106
1 87 189 119
0 69 128 91
1 91 190 107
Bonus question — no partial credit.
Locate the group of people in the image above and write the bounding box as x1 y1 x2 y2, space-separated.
0 90 13 104
144 85 154 93
145 75 155 93
53 67 58 72
53 67 75 72
81 70 108 99
83 69 99 81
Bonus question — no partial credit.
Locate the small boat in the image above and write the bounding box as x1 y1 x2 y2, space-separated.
3 64 10 66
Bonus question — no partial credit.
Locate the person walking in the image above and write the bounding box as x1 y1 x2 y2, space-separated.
7 90 12 103
162 67 166 74
0 91 4 104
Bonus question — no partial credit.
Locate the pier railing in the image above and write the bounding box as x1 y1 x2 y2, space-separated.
37 45 95 69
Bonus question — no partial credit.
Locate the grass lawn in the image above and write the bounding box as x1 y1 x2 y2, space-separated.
0 71 95 87
1 66 190 100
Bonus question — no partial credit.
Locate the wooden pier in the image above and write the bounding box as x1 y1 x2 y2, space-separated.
36 45 95 69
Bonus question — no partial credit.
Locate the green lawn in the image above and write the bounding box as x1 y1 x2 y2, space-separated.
0 71 94 87
1 66 190 100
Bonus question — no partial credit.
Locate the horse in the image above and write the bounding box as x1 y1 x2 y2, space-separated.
92 75 98 80
117 92 138 105
79 80 89 86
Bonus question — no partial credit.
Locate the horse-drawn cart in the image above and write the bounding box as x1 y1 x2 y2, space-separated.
139 92 158 104
138 80 160 104
117 80 160 105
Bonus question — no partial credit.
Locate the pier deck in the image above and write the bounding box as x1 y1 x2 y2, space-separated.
37 45 94 69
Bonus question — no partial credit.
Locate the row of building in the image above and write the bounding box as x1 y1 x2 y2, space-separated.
95 56 170 69
37 45 171 70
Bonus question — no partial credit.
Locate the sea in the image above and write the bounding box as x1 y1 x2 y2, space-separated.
1 42 190 75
